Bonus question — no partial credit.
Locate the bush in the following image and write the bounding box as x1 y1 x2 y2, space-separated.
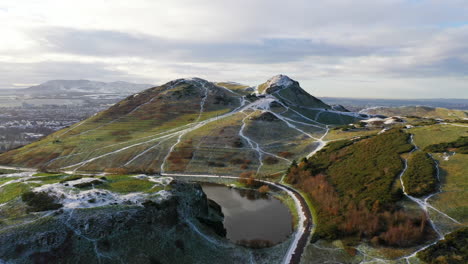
286 129 434 246
237 239 274 249
21 191 62 212
278 151 293 158
417 227 468 264
263 156 279 165
425 136 468 154
239 171 257 187
258 185 270 193
402 151 437 197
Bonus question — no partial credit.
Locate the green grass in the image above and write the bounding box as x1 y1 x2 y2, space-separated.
0 169 21 174
411 124 468 149
431 153 468 224
324 127 379 141
402 151 437 197
100 175 158 193
0 183 30 203
0 80 239 171
215 82 251 95
425 136 468 154
274 193 299 229
310 129 411 205
364 106 468 120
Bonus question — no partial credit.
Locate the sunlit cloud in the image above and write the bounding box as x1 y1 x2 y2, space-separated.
0 0 467 98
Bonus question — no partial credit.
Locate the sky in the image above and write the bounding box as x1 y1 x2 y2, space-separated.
1 0 467 98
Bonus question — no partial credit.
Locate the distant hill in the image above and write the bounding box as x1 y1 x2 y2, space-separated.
0 75 366 174
320 97 468 111
18 80 154 95
360 106 468 120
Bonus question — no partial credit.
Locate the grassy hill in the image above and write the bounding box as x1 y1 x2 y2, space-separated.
0 75 364 176
362 106 468 120
285 129 438 247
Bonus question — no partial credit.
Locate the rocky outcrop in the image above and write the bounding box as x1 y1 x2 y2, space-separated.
0 182 227 264
258 75 330 109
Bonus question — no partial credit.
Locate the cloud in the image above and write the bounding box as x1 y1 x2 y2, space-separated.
35 27 385 63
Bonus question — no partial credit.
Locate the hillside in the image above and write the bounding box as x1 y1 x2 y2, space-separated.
361 106 468 120
0 75 365 176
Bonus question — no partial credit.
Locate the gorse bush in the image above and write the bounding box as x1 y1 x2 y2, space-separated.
402 151 437 197
425 136 468 154
286 129 434 246
21 191 62 212
417 227 468 264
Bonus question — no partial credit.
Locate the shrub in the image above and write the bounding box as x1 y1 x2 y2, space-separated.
286 129 434 246
417 227 468 264
239 171 257 187
278 151 293 158
21 191 62 212
237 239 274 249
258 185 270 193
402 151 437 197
263 156 279 165
425 136 468 154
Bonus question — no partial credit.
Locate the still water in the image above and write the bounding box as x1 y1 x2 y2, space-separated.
201 183 293 245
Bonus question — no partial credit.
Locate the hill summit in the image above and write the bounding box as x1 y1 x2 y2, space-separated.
0 75 366 175
257 75 330 109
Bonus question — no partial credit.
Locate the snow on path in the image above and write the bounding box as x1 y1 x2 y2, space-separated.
62 131 183 171
395 134 461 264
160 80 210 173
45 122 196 167
306 126 329 159
54 82 334 177
124 137 172 166
239 112 264 174
56 119 89 138
0 172 36 188
446 123 468 128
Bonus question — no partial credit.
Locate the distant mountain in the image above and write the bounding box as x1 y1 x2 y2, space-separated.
320 97 468 111
0 75 367 174
360 106 468 120
20 80 155 95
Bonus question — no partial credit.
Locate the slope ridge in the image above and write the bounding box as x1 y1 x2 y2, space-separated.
0 75 367 176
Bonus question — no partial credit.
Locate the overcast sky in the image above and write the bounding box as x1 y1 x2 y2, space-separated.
1 0 467 98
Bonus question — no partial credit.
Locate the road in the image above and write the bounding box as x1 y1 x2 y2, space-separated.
161 173 313 264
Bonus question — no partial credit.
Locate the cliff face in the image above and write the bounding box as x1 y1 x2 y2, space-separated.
0 181 229 264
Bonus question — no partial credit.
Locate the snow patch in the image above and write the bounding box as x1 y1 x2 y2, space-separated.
133 175 173 185
266 74 294 88
32 179 172 209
